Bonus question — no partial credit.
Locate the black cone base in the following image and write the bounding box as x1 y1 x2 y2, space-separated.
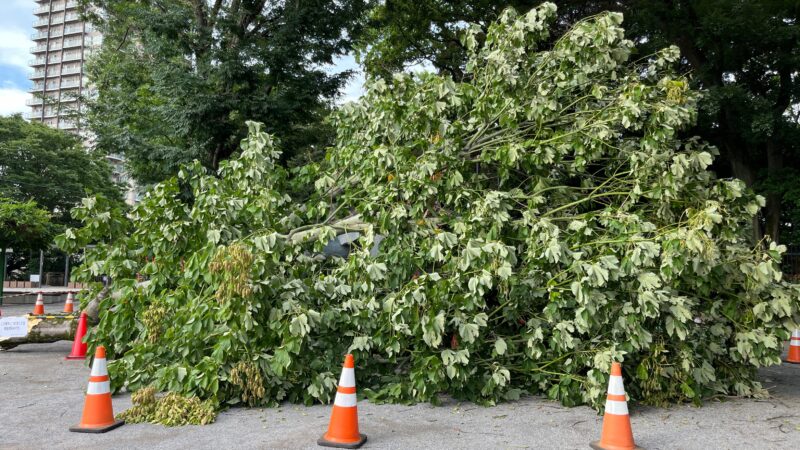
69 419 125 433
590 441 643 450
318 433 367 449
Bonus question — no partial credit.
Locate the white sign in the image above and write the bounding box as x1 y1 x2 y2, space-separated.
30 274 40 283
0 316 28 338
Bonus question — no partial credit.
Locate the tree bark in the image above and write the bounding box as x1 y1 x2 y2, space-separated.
765 139 783 243
0 286 109 350
0 314 78 350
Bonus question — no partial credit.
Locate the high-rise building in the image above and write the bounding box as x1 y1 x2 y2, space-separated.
26 1 139 204
26 0 100 131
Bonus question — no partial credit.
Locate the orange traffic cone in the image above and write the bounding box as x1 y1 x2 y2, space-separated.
32 291 45 315
63 291 75 313
65 312 89 360
591 362 641 450
69 346 124 433
318 354 367 448
787 330 800 364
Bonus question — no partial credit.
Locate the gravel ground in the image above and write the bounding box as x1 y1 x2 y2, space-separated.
1 304 799 449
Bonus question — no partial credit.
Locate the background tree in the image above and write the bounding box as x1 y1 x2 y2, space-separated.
0 115 121 227
81 0 373 184
0 114 121 279
359 0 800 244
0 197 54 300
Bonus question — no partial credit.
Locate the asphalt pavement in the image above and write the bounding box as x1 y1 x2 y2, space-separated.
1 304 799 449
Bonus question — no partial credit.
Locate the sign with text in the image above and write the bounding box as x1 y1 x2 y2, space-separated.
0 316 28 338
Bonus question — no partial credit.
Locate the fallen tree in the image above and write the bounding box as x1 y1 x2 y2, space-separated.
0 287 109 349
0 314 78 350
59 3 799 413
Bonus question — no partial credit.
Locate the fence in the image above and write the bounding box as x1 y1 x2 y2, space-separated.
2 281 86 289
784 244 800 283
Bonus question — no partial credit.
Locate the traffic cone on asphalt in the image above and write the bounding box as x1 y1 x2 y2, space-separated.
63 291 75 313
65 312 89 360
32 291 45 315
69 346 124 433
786 330 800 364
318 354 367 448
590 362 641 450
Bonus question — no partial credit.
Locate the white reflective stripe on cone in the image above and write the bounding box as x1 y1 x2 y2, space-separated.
605 399 629 415
87 380 110 395
339 367 356 388
90 358 108 376
792 329 800 339
607 376 625 395
334 392 357 407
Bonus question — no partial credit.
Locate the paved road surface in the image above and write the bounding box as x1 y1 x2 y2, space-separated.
1 304 799 449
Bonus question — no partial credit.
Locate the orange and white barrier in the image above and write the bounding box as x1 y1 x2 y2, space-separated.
318 354 367 448
787 330 800 364
591 362 640 450
69 346 124 433
63 292 75 313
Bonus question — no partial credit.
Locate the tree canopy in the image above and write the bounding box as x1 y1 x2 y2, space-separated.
61 6 799 419
0 114 121 228
81 0 373 184
0 197 54 253
359 0 800 244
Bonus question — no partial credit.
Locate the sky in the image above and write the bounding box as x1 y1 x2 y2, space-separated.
0 0 365 117
0 0 36 116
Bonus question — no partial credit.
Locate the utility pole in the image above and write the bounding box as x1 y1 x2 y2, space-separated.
64 253 70 287
1 247 6 306
38 249 44 287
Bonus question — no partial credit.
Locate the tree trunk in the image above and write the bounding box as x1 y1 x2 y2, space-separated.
765 139 783 243
0 314 78 350
0 286 109 350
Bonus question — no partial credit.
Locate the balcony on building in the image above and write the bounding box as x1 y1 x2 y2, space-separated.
62 52 83 63
62 66 81 75
34 4 50 15
58 120 78 130
29 58 46 66
63 38 82 49
63 25 83 36
64 12 80 23
29 83 44 92
60 79 81 89
33 18 49 27
66 0 79 9
26 97 44 106
31 31 48 40
29 70 45 80
30 44 48 53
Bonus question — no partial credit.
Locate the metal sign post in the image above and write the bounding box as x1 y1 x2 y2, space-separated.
0 247 5 306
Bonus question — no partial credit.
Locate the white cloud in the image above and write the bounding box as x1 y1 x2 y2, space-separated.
0 30 32 71
0 87 29 116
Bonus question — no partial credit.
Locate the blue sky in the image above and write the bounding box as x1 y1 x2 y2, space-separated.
0 0 364 116
0 0 36 116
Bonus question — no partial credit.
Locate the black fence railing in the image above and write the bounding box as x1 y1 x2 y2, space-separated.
783 244 800 282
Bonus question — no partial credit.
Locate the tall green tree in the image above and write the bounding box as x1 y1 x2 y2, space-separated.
82 0 372 184
359 0 800 243
0 197 54 299
0 198 54 252
0 114 121 227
